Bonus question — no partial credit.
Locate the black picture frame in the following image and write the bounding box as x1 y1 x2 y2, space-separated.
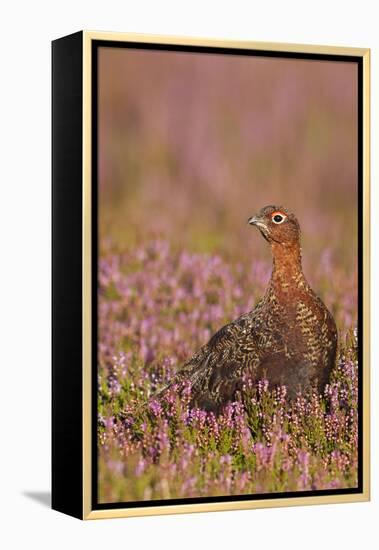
52 31 370 520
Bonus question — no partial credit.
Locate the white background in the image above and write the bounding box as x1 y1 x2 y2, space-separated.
1 1 377 548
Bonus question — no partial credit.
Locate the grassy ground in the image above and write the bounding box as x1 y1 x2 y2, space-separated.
98 241 358 503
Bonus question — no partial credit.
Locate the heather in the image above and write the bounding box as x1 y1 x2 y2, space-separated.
98 240 358 503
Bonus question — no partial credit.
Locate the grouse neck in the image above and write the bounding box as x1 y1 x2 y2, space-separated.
270 242 305 292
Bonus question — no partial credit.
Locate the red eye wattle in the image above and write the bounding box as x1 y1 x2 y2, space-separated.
272 212 286 224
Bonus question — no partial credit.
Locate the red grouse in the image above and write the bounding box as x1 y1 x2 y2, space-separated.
161 205 337 412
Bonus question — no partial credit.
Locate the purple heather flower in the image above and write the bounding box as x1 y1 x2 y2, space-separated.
98 240 359 499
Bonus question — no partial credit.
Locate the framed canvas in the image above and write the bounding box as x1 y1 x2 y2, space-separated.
52 31 370 520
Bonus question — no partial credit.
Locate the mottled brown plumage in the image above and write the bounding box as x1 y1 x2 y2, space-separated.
161 205 337 412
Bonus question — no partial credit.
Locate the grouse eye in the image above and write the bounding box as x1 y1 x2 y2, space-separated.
272 213 286 224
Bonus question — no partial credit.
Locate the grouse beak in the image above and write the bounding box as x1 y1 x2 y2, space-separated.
248 215 271 243
248 215 267 230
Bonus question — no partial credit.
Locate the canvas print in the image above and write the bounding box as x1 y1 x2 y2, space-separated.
97 46 359 505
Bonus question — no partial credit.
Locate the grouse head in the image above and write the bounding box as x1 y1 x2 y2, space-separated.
248 205 300 247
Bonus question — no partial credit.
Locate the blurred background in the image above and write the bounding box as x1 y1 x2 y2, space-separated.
98 46 358 297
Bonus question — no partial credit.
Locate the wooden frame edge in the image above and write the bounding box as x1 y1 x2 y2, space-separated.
83 492 369 520
83 30 369 57
83 29 92 520
362 48 370 502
